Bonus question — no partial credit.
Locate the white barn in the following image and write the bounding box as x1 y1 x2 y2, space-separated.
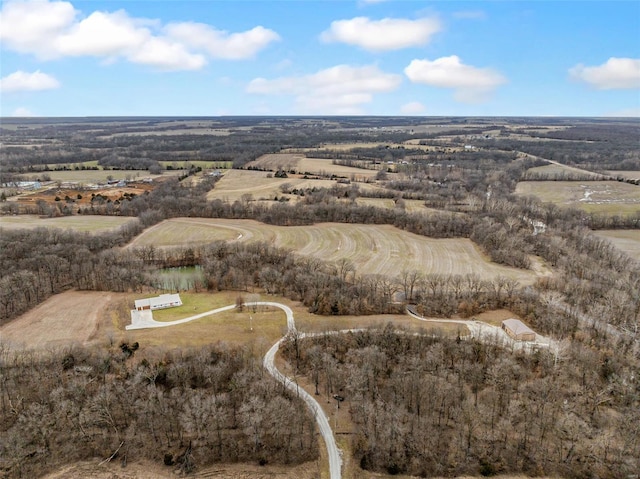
134 293 182 311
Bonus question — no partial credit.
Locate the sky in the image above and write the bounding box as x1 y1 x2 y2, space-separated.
0 0 639 117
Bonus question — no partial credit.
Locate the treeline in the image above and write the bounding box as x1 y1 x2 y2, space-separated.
282 329 639 479
0 224 148 323
0 343 317 478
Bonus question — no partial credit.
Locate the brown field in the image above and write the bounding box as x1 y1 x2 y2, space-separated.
0 291 465 353
592 230 640 261
515 181 640 215
0 214 136 233
206 168 384 203
524 163 604 179
0 291 116 350
17 169 178 183
127 218 541 283
247 153 384 181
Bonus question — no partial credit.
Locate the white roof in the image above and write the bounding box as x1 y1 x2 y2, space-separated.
135 293 181 309
502 318 535 336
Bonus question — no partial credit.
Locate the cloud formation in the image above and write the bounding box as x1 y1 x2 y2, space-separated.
0 70 60 92
248 64 402 114
569 57 640 90
12 107 36 116
0 0 279 70
404 55 506 103
320 17 441 51
400 101 426 114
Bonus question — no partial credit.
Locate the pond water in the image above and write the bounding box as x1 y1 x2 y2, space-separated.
153 266 205 291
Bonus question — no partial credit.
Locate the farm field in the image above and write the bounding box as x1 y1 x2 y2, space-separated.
206 168 383 203
127 218 542 283
247 153 383 180
0 290 466 353
354 197 443 213
0 214 136 233
17 169 176 183
592 230 640 261
524 163 604 179
515 180 640 215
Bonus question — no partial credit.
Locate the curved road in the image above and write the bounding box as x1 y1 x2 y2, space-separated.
126 301 342 479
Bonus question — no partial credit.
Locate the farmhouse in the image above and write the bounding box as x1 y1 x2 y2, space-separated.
501 319 536 341
134 293 182 311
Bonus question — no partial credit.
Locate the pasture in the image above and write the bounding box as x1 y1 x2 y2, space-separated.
127 218 541 283
0 290 466 353
523 163 604 179
0 214 136 233
592 230 640 261
206 168 383 203
18 169 175 183
247 153 383 180
515 181 640 215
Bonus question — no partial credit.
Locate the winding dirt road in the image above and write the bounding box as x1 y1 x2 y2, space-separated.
126 301 342 479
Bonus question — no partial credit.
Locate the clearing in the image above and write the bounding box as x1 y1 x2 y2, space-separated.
515 180 640 216
247 153 383 180
126 218 542 284
592 230 640 261
0 291 114 350
206 169 383 203
0 214 136 233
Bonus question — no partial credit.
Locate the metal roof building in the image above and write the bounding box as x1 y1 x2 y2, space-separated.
501 319 536 342
134 293 182 311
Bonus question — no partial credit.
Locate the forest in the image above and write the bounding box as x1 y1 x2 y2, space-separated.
1 116 639 478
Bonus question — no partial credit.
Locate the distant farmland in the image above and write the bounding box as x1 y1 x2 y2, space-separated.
128 218 542 283
593 230 640 261
206 168 383 203
515 181 640 215
0 215 136 233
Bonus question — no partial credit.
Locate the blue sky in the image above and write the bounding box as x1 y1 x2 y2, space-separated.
1 0 639 117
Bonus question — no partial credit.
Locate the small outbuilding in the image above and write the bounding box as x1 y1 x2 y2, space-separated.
134 293 182 311
501 318 536 342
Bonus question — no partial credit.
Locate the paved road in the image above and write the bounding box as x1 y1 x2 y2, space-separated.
126 300 342 479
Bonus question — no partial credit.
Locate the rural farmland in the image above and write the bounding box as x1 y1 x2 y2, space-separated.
593 229 640 261
0 214 136 233
127 217 543 283
515 180 640 215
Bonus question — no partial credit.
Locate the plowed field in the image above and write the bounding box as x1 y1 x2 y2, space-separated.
127 218 541 283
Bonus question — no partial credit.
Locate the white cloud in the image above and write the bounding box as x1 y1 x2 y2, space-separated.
165 22 279 60
569 57 640 90
0 70 60 92
248 64 402 114
12 107 36 116
400 101 426 114
404 55 506 103
0 0 278 71
320 16 441 51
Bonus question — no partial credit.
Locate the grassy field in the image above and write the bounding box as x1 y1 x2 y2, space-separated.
515 180 640 215
17 169 176 183
524 163 604 179
247 153 383 181
592 230 640 261
0 214 136 233
206 168 383 203
127 218 541 283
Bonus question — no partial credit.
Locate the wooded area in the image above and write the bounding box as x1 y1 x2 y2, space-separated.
1 116 638 478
